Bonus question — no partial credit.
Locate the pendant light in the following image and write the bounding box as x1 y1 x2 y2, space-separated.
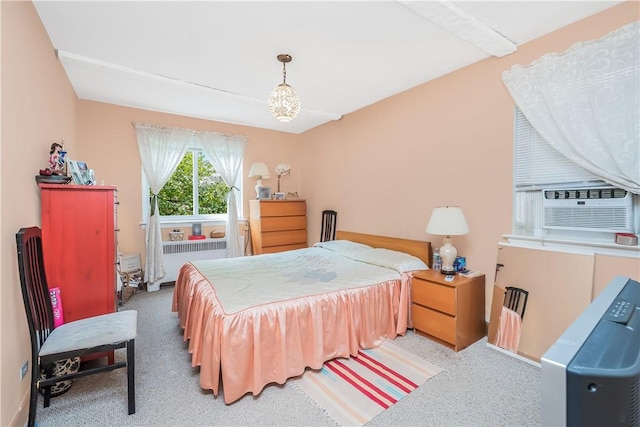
268 54 301 122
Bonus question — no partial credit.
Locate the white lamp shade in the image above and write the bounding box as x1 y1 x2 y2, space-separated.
248 162 271 179
426 206 470 236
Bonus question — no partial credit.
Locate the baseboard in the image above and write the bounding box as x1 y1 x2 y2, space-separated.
486 343 541 368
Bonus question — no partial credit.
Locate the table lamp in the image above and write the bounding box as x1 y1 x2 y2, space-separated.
248 162 270 199
275 163 291 193
426 206 470 274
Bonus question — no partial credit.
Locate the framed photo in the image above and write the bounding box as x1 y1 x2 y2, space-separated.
67 159 82 185
67 159 94 185
88 169 96 185
77 161 92 185
258 186 271 200
274 192 286 200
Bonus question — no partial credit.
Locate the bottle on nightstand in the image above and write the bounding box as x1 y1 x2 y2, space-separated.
432 248 442 272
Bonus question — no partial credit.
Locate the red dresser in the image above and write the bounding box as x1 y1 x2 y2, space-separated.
39 184 118 324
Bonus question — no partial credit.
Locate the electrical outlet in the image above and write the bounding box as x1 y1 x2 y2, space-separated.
20 360 28 380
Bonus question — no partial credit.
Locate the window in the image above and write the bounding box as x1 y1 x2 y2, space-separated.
143 148 239 223
512 107 639 245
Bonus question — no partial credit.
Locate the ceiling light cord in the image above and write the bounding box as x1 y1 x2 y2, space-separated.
282 61 287 85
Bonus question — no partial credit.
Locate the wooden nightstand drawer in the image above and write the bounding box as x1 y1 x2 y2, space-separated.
412 280 455 315
412 304 456 344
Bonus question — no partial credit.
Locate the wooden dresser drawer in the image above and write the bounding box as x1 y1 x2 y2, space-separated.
261 215 306 232
262 230 307 248
261 243 307 254
412 280 456 315
412 304 456 344
260 201 306 217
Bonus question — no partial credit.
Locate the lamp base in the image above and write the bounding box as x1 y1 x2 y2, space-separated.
441 268 456 275
439 236 458 276
255 179 263 199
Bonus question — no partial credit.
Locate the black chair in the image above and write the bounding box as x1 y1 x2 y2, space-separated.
16 227 137 427
503 286 529 320
320 210 337 242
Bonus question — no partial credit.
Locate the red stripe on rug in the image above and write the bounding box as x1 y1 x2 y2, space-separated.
327 359 396 409
294 340 445 427
355 350 419 392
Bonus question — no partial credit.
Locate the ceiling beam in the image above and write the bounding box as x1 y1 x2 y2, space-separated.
397 0 517 57
56 50 342 122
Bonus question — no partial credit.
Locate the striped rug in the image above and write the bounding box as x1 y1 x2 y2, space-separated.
293 340 444 426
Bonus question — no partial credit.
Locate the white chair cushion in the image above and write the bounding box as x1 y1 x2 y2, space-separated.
40 310 137 357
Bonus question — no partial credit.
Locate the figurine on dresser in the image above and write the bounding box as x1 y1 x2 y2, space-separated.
36 140 71 184
48 141 67 175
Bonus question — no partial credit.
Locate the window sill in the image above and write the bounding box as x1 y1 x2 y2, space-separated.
502 234 640 258
139 218 247 228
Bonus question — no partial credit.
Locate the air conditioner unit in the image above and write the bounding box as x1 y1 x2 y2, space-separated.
542 187 633 233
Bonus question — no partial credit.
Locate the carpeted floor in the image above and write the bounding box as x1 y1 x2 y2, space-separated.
34 286 542 426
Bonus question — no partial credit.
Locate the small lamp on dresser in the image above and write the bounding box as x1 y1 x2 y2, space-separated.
426 206 470 275
275 163 291 193
248 162 270 199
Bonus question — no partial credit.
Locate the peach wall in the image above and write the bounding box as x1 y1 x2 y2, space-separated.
593 254 640 298
1 2 78 426
77 101 301 258
299 1 639 315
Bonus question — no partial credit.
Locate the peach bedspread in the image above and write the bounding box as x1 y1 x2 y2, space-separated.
171 247 414 404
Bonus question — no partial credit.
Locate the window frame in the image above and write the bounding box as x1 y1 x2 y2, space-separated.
509 107 639 254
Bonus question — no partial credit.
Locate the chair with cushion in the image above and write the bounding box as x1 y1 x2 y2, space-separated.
320 210 337 242
16 226 137 427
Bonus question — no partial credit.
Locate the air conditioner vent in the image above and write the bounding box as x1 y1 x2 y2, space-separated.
544 188 627 200
542 187 633 233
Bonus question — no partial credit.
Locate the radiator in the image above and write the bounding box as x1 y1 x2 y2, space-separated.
161 239 227 284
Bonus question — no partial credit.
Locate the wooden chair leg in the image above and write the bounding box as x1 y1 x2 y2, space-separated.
127 339 136 415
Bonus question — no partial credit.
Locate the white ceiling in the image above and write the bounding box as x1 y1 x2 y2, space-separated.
33 1 621 134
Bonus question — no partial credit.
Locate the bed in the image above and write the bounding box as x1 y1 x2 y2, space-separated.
172 230 432 403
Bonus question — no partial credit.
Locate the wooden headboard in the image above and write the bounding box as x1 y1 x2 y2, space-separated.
335 230 432 267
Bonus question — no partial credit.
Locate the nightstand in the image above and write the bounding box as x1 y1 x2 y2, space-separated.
411 269 486 351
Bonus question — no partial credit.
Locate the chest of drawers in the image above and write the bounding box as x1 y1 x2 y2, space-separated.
249 199 307 254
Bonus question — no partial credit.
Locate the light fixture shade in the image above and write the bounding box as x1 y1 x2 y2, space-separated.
248 162 270 179
268 83 301 122
426 206 470 236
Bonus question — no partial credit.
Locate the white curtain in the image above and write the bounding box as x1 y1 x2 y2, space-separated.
134 123 192 284
502 21 639 194
194 131 248 257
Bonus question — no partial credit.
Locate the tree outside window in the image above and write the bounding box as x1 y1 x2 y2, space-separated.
156 150 229 216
